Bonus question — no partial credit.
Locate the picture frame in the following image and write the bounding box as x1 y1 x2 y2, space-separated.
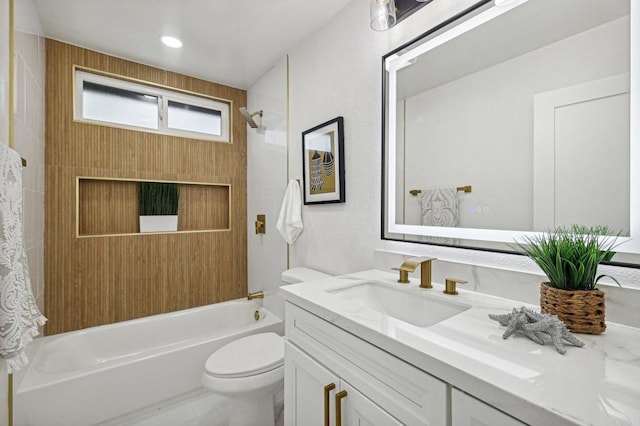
302 117 345 205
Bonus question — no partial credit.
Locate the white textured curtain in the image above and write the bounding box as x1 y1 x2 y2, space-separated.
0 144 46 373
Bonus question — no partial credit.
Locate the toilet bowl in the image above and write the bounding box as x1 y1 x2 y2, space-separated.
202 332 284 426
201 267 330 426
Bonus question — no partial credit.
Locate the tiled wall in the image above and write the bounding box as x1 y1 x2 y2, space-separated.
12 29 46 314
246 56 289 319
0 0 8 143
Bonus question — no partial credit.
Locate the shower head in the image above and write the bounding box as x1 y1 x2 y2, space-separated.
239 107 263 129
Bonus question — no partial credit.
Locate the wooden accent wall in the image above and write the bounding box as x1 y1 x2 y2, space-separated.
45 40 247 335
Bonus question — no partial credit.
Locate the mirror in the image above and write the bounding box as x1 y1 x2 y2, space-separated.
383 0 640 263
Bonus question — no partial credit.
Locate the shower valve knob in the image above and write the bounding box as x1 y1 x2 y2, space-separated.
255 214 266 234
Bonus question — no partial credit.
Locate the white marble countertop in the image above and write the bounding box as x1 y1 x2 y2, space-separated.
279 269 640 426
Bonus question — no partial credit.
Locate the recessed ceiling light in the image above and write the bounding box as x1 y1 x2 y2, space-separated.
160 36 182 48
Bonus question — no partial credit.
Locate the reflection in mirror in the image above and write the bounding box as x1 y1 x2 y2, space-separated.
382 0 640 263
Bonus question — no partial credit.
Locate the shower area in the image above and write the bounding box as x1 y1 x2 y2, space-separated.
44 39 250 335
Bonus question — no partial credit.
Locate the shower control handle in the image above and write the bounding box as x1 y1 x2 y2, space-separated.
255 214 266 234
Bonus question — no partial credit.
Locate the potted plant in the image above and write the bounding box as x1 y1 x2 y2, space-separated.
517 225 620 334
139 182 180 233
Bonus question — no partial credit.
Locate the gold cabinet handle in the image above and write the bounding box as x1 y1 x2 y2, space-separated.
324 383 336 426
335 390 347 426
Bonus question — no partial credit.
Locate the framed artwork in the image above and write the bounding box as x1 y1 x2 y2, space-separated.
302 117 345 205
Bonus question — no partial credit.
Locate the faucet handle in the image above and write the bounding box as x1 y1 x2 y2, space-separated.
444 278 467 295
391 267 410 283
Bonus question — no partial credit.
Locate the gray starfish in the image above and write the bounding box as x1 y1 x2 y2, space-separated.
488 306 585 354
488 308 544 343
522 318 585 354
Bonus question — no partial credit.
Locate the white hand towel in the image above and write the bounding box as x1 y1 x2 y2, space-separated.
0 144 47 373
276 180 304 244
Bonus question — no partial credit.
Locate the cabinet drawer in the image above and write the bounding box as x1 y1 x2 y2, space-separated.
286 302 447 425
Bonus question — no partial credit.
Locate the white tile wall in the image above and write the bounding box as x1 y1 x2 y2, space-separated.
0 0 8 145
13 27 46 316
246 57 289 319
0 1 45 424
0 10 46 319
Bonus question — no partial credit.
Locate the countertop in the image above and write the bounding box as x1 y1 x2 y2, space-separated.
279 269 640 426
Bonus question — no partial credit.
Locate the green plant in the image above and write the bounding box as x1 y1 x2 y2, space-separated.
139 182 180 216
517 225 620 291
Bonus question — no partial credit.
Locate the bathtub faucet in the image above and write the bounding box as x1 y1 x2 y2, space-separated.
247 291 264 300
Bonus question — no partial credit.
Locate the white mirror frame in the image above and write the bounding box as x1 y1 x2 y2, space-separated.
385 0 640 254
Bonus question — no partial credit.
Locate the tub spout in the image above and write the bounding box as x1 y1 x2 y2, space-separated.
247 291 264 300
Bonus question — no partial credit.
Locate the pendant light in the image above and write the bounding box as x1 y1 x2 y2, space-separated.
370 0 396 31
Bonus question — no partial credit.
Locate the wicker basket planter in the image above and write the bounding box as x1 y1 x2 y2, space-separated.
540 283 606 334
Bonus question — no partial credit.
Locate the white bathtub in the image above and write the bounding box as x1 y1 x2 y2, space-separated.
15 300 283 425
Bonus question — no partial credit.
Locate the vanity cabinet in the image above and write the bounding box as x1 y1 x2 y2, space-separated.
285 342 402 425
451 389 525 426
284 302 448 425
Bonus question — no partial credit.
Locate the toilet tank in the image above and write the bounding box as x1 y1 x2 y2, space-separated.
281 267 330 284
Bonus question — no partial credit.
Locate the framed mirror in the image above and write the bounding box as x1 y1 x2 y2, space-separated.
382 0 640 264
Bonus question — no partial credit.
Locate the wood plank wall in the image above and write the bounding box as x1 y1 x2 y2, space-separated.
45 40 248 335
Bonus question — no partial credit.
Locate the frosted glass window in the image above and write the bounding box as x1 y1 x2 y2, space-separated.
82 81 159 129
167 101 222 136
75 69 230 142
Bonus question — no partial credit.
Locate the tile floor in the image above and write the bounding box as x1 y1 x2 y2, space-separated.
99 387 284 426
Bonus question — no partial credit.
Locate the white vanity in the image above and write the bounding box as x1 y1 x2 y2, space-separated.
280 270 640 425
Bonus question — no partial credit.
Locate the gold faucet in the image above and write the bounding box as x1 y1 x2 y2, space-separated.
392 257 436 288
247 291 264 300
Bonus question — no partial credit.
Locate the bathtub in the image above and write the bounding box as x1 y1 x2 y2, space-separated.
15 299 283 425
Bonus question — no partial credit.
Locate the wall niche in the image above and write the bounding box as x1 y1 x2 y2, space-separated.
77 177 230 237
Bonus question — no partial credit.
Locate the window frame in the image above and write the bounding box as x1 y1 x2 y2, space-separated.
74 68 231 143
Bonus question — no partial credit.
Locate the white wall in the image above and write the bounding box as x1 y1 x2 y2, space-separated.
247 57 289 319
0 0 9 420
280 0 640 328
13 2 46 315
401 17 628 231
0 1 46 423
0 0 9 144
287 0 493 274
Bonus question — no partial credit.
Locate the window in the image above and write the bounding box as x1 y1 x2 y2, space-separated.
75 69 230 142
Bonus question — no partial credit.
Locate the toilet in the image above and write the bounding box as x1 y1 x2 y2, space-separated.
201 267 330 426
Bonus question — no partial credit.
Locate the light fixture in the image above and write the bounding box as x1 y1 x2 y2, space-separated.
370 0 396 32
160 35 183 48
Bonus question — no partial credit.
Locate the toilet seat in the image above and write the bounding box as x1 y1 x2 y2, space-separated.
204 332 284 379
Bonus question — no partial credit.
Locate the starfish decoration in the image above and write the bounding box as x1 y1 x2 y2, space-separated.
488 308 544 343
488 307 585 354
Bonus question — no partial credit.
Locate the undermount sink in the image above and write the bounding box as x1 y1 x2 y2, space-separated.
329 281 469 327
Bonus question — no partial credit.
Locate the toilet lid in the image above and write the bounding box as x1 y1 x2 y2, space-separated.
204 332 284 378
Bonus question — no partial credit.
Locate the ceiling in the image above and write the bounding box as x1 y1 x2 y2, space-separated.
33 0 354 89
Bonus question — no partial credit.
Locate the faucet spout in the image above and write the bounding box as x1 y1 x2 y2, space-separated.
247 291 264 300
392 257 436 288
